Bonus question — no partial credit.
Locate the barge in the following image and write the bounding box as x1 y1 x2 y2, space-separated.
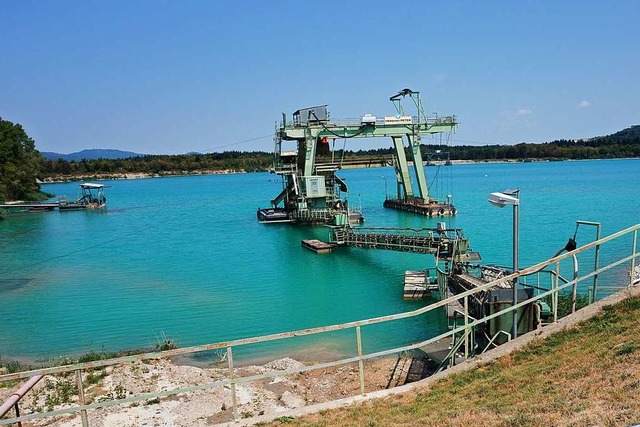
383 198 457 217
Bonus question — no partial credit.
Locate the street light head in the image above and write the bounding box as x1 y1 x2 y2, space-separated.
488 192 520 208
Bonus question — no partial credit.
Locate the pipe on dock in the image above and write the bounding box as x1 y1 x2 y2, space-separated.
0 374 44 418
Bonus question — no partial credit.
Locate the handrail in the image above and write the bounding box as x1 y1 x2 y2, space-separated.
1 222 638 425
0 375 43 419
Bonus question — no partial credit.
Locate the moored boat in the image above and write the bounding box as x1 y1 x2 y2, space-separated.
58 183 109 211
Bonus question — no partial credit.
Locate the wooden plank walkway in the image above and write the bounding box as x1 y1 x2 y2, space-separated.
0 202 59 212
301 239 334 254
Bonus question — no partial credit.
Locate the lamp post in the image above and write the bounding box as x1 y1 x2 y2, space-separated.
381 176 388 200
488 189 520 339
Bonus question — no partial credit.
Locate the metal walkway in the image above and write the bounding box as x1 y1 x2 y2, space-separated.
330 226 472 260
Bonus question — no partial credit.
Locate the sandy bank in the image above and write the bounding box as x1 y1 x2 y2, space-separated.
7 355 403 426
40 169 246 184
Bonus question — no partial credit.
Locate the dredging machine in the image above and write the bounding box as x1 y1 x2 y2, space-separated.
257 89 458 225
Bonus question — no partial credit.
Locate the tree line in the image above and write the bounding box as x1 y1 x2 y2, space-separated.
39 125 640 179
0 117 44 201
41 151 274 176
345 125 640 161
1 116 639 203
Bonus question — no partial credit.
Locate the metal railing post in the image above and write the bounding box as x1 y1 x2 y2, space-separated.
463 295 469 359
227 346 238 421
571 255 578 313
577 220 602 302
631 230 638 287
593 225 601 300
14 403 21 427
75 369 89 427
553 262 559 322
356 326 365 395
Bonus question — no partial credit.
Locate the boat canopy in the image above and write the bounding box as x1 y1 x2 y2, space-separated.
79 183 110 189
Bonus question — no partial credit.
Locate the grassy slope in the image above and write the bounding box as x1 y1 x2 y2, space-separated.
268 296 640 427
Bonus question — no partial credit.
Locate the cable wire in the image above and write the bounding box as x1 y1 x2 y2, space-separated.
201 134 273 153
1 197 220 276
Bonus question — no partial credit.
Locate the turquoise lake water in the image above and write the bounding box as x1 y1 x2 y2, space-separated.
1 159 639 363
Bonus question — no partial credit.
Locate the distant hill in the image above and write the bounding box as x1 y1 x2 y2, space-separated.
592 125 640 145
41 149 145 161
37 125 639 167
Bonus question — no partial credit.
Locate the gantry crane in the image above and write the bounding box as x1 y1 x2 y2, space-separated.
257 89 457 225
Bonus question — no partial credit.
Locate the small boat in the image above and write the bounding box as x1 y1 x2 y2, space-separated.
59 183 110 211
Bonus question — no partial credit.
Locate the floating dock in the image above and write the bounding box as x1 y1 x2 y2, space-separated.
384 198 456 217
0 202 59 212
403 270 438 299
301 239 334 254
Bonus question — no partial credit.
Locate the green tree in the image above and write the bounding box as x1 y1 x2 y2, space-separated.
0 117 43 200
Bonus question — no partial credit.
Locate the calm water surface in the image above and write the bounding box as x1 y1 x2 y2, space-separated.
1 159 638 362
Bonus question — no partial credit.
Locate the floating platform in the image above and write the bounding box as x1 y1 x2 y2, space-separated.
384 198 456 217
403 270 438 299
0 202 59 212
301 239 333 254
348 211 365 224
257 207 292 223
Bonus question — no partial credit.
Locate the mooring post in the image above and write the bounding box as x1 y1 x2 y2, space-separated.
356 326 365 395
75 369 89 427
227 346 238 421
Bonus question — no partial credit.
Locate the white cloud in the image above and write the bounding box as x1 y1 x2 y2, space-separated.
431 73 447 84
578 100 592 108
516 108 533 116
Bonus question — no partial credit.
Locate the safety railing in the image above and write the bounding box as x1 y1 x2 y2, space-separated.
2 223 638 426
291 208 333 222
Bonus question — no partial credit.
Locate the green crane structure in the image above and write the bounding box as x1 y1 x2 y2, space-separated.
257 89 458 225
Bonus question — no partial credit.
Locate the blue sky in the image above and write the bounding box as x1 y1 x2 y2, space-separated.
1 0 639 154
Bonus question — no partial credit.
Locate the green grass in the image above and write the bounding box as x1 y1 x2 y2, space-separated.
0 357 31 374
266 295 640 427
